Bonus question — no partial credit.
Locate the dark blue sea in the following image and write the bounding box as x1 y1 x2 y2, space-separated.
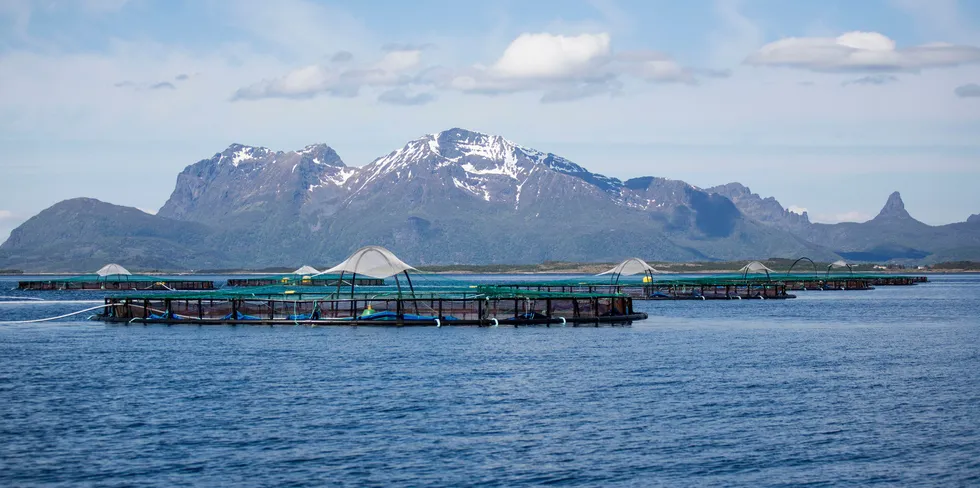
1 274 978 486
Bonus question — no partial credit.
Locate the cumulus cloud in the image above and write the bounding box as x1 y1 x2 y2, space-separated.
445 33 709 101
954 83 980 97
233 48 423 101
377 89 435 106
0 210 14 220
490 33 611 79
235 32 720 104
843 74 899 86
787 205 807 215
746 31 980 72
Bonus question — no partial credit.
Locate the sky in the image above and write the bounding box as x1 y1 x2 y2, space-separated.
1 0 979 241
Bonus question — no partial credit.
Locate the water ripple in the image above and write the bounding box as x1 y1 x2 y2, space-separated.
0 275 978 485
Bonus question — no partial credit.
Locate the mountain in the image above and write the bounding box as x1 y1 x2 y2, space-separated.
719 188 980 263
968 214 980 224
0 198 231 272
156 142 353 264
0 128 841 271
707 183 811 234
5 129 978 270
159 142 350 224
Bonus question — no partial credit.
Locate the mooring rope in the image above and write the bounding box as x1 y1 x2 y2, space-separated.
0 304 109 325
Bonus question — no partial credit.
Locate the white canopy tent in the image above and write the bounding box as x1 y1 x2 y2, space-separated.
318 246 419 295
96 263 131 277
827 259 853 275
292 265 320 276
738 261 774 280
597 258 662 284
318 246 417 279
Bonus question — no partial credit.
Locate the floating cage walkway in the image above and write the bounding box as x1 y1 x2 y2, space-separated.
498 280 796 300
226 275 384 287
493 256 928 300
95 286 646 326
18 264 214 291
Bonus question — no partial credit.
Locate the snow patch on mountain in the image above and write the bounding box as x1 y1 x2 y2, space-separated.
345 128 641 207
453 176 491 201
232 147 254 166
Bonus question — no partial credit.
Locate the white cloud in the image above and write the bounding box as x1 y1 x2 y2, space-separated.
376 49 422 72
746 31 980 72
787 205 807 215
444 33 704 101
0 210 14 220
489 33 611 79
233 32 708 104
232 49 422 101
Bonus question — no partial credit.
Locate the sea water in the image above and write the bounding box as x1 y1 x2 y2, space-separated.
1 275 978 486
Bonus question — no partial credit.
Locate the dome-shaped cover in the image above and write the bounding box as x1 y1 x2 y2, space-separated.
96 263 131 277
318 246 417 279
738 261 774 274
597 258 661 276
292 265 320 275
829 260 850 268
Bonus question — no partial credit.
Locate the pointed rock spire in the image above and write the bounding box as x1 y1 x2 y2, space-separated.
875 191 912 220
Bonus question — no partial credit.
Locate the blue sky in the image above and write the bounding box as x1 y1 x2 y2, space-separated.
1 0 979 240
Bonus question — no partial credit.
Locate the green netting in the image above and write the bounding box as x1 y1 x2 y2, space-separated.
492 272 920 287
23 274 212 284
108 283 630 301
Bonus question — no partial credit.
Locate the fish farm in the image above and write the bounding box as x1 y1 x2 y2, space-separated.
18 264 215 291
91 247 646 326
495 258 928 300
97 286 644 326
498 279 796 300
64 252 931 326
225 265 385 288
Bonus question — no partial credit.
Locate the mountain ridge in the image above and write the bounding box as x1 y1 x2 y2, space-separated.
1 128 977 271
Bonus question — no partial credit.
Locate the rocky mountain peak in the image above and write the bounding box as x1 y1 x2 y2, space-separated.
875 191 912 220
967 213 980 224
710 182 752 198
296 143 345 167
216 143 272 167
706 182 811 232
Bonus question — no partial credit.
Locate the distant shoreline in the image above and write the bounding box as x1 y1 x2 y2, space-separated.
4 268 979 276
